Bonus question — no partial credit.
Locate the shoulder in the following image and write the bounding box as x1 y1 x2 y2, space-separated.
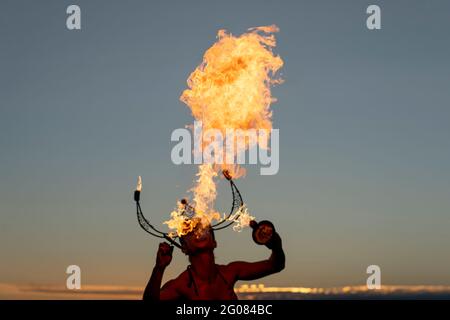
218 263 232 271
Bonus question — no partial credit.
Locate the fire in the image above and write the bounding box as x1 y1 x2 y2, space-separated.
165 202 199 238
165 25 283 236
136 176 142 192
228 205 255 232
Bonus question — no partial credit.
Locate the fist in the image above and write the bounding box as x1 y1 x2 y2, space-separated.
155 242 173 268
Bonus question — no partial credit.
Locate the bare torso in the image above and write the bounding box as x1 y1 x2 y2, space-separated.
165 264 238 300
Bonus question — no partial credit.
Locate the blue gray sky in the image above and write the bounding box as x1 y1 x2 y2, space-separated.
1 0 450 293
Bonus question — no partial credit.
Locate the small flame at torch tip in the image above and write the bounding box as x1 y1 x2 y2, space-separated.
136 176 142 192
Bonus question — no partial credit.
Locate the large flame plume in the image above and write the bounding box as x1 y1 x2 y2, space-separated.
165 25 283 236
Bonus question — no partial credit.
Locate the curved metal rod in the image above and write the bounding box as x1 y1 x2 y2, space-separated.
137 202 167 236
211 219 238 231
136 201 182 249
134 170 244 244
163 235 182 249
211 178 244 229
180 200 196 219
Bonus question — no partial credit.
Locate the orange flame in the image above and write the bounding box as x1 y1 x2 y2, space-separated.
165 25 283 236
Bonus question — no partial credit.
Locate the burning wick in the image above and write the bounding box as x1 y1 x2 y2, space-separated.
223 170 232 181
134 176 142 202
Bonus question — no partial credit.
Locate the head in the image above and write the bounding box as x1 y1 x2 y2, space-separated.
179 224 217 256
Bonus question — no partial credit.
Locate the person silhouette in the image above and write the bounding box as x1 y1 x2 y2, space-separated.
143 223 285 300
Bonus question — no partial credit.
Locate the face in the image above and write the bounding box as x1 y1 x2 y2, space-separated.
181 225 216 255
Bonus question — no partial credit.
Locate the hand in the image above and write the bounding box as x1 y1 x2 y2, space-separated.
155 242 173 269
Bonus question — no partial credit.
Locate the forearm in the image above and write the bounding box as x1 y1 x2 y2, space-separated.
143 265 166 301
268 242 285 272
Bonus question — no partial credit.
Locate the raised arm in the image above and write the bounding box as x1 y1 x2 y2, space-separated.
143 242 180 301
227 231 285 281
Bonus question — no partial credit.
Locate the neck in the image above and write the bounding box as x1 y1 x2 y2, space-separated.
189 250 216 282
